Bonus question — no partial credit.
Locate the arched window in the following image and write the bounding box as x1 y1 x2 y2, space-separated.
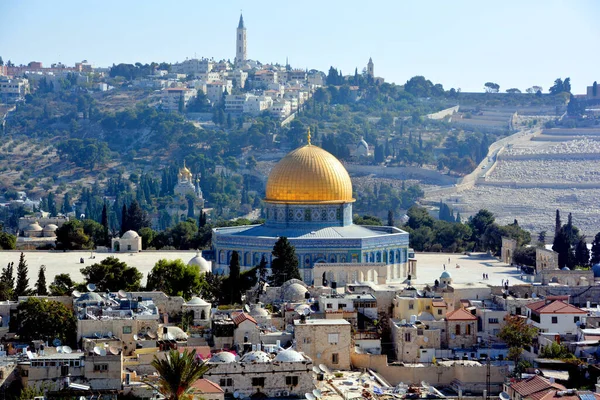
455 325 461 336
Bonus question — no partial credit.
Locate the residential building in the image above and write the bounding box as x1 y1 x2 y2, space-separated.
232 312 260 346
254 69 278 86
526 296 586 335
191 379 224 400
225 94 250 113
504 375 566 400
232 69 248 88
171 58 214 76
161 87 197 112
0 77 30 102
318 293 378 320
243 95 272 115
294 318 351 370
206 81 232 104
445 307 478 349
392 319 443 362
269 98 291 119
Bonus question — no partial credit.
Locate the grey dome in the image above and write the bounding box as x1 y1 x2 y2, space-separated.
240 351 271 363
283 283 308 302
440 271 451 279
25 223 43 231
187 251 211 274
274 349 304 362
250 304 269 317
75 292 104 303
186 296 209 306
121 230 139 239
43 224 58 231
209 352 237 363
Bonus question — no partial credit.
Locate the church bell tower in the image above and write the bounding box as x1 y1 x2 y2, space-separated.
235 13 247 65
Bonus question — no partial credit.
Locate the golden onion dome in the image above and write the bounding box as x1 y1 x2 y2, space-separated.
265 144 354 204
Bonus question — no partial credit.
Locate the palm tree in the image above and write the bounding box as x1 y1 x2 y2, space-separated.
150 348 210 400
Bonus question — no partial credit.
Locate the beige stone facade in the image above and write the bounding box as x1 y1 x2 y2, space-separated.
294 319 351 370
536 248 559 272
392 322 442 362
501 237 517 264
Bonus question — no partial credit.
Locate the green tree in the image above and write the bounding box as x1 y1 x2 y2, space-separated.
257 255 268 283
16 297 77 346
121 203 129 235
538 230 547 246
0 232 16 250
49 273 75 296
80 257 142 291
497 315 538 367
555 209 562 238
513 247 536 266
552 229 573 269
468 209 495 250
550 78 564 94
127 200 150 232
224 251 242 304
101 203 110 246
270 237 301 286
354 215 383 226
387 210 395 227
540 342 575 360
0 262 14 301
574 237 590 268
55 220 92 250
484 82 500 93
14 253 30 299
139 227 156 250
591 232 600 265
150 348 210 400
146 259 203 300
82 219 105 248
35 265 48 296
47 192 57 216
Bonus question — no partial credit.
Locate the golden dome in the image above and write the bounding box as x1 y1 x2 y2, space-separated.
265 144 354 204
179 161 192 180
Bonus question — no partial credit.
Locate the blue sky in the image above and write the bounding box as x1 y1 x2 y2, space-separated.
1 0 598 93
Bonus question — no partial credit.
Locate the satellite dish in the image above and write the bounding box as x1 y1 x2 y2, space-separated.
109 346 119 355
313 389 322 398
303 307 311 316
423 336 429 343
244 304 250 313
52 338 62 347
305 393 316 400
93 346 102 355
118 290 127 299
148 331 157 339
72 290 82 298
62 346 73 354
107 331 113 338
87 283 97 292
532 293 537 298
319 364 330 374
94 332 101 338
56 346 63 353
312 366 320 374
451 334 456 339
233 392 240 399
99 348 107 356
166 332 174 341
133 335 139 341
500 392 510 400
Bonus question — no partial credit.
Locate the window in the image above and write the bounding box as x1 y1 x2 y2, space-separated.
327 303 333 309
466 324 471 335
574 316 580 323
220 378 233 387
338 304 344 310
488 318 499 324
303 337 311 344
328 333 339 344
252 377 265 387
123 326 132 334
552 316 558 324
404 332 411 342
515 307 522 315
408 302 414 310
437 309 443 315
94 364 108 372
332 353 339 364
455 325 461 336
286 376 299 386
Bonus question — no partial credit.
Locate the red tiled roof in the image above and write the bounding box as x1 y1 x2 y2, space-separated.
232 312 257 326
178 346 211 360
446 308 477 321
526 300 586 314
510 375 566 397
192 378 224 394
432 300 447 307
534 390 600 400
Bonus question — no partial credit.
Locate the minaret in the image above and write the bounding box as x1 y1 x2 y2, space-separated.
235 13 247 65
367 57 374 78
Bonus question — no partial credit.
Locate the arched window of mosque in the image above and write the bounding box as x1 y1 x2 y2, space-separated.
341 256 346 262
376 253 381 262
305 258 310 266
330 255 336 263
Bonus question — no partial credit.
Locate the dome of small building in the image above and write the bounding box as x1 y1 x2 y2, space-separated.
440 271 451 279
240 351 271 363
418 312 435 321
187 251 211 274
25 223 43 231
592 264 600 278
250 304 269 317
43 224 58 231
121 230 139 239
209 352 237 363
274 349 305 362
75 292 104 303
561 267 570 271
164 326 188 340
186 296 209 306
283 283 308 302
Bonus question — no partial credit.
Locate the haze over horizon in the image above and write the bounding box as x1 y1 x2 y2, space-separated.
1 0 598 93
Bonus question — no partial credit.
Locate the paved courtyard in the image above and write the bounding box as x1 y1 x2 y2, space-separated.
413 252 527 286
0 250 199 287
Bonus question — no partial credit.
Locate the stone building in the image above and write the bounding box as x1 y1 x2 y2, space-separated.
392 320 443 362
111 230 142 252
182 296 211 327
445 308 478 349
536 248 559 272
232 312 260 347
501 237 517 264
294 318 351 370
205 349 314 398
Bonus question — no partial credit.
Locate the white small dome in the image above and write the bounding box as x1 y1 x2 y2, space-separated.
283 283 308 302
186 296 209 306
440 271 451 279
240 351 271 363
274 349 305 362
250 304 269 317
164 326 188 340
25 223 43 231
187 251 211 274
121 230 139 239
209 352 237 363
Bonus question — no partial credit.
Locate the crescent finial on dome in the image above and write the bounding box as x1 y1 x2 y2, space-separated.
307 127 311 146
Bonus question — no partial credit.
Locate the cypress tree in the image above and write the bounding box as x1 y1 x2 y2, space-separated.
227 251 241 304
574 237 590 268
0 262 14 301
101 203 109 246
387 210 395 227
121 203 128 235
591 232 600 265
14 252 30 299
554 209 561 238
36 265 48 296
270 237 301 286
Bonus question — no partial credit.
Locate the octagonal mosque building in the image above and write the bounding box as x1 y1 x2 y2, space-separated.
212 132 412 285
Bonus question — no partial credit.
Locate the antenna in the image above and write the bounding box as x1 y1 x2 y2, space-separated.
133 334 139 341
93 346 102 355
107 331 113 338
303 307 311 316
87 283 96 292
305 393 316 400
233 392 240 399
99 348 107 356
118 290 127 299
62 346 73 354
56 346 63 353
244 304 250 313
313 389 322 398
72 290 81 298
312 366 320 374
109 346 119 355
52 338 62 347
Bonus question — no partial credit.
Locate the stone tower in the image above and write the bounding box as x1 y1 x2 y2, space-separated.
236 13 247 65
367 57 374 78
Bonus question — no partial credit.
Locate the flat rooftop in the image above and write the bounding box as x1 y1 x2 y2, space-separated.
0 250 198 286
294 319 351 326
